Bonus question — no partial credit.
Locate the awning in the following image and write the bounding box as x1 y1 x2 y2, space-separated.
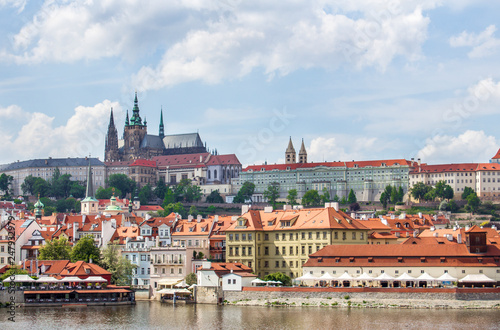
157 278 183 286
374 273 395 281
59 276 84 282
396 273 415 281
3 274 37 283
157 288 192 295
83 276 107 282
436 273 457 282
174 280 188 288
356 273 375 281
76 289 131 293
337 272 355 281
294 273 319 281
417 272 436 282
24 290 74 294
459 274 496 283
319 273 336 280
36 276 61 283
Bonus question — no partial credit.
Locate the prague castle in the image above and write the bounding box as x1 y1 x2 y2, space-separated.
105 93 207 162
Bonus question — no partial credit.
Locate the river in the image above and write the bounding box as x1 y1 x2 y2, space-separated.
2 302 500 329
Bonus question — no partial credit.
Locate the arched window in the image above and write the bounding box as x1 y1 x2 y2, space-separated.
208 171 211 179
214 170 217 179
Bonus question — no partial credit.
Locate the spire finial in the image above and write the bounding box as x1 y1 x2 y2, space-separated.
159 107 165 139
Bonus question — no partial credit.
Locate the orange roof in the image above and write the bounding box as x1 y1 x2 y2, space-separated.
369 232 398 239
244 159 410 172
172 218 213 236
410 163 478 174
130 159 156 167
138 205 164 211
476 163 500 171
492 148 500 160
466 225 487 233
359 220 391 231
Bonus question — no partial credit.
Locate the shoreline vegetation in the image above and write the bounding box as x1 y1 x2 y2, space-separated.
224 297 500 309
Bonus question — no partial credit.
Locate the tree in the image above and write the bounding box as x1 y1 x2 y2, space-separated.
206 190 224 203
397 186 404 203
56 198 78 213
162 187 175 207
207 205 216 214
340 196 347 205
410 182 430 201
0 173 13 196
302 189 320 206
423 189 436 202
185 272 197 286
106 174 136 198
154 177 167 200
349 202 360 211
185 184 202 202
380 192 389 209
443 185 454 201
263 182 280 209
139 184 153 205
21 175 37 195
96 187 122 199
69 181 86 198
50 170 72 198
0 266 29 282
447 199 459 213
466 192 481 214
33 178 51 197
264 272 291 286
347 189 357 204
286 189 298 206
390 187 399 204
71 235 101 265
164 202 186 218
332 194 339 202
462 186 475 200
189 205 199 217
233 181 255 203
320 187 330 204
101 244 136 285
38 237 72 260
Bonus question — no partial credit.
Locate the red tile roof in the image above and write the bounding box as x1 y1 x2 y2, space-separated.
244 159 411 172
130 159 157 168
492 148 500 160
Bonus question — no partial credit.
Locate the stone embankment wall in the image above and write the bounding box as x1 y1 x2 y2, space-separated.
224 287 500 302
196 286 223 304
0 290 24 304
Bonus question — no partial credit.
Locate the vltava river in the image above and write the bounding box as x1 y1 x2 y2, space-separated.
2 302 500 329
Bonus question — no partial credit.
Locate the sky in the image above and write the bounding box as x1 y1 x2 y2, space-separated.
1 1 500 167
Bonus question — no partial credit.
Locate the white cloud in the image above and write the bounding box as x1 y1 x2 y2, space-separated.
0 0 26 11
0 100 121 162
307 136 379 162
449 25 500 58
417 130 498 164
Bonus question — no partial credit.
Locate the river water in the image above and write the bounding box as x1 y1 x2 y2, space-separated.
2 302 500 329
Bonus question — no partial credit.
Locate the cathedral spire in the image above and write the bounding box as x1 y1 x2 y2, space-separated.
85 159 94 199
108 107 115 128
159 107 165 139
130 92 143 126
298 138 307 164
285 136 296 164
125 110 129 126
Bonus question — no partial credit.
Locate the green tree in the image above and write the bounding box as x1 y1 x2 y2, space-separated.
96 187 122 199
106 174 136 198
466 192 481 214
264 272 291 286
69 181 86 198
33 178 51 197
44 206 56 216
340 196 347 205
185 272 197 286
380 192 389 209
332 194 339 202
101 244 136 285
50 169 72 198
164 202 186 218
390 187 399 204
162 187 175 207
21 175 37 195
302 189 320 206
462 186 475 200
185 184 202 202
139 184 153 205
71 235 101 264
263 182 280 209
206 190 224 203
233 181 255 203
320 187 330 204
0 173 13 196
189 205 199 217
347 189 357 204
447 199 459 213
424 189 436 201
154 177 167 200
0 266 30 282
397 186 404 203
410 182 429 201
286 189 298 206
38 237 72 260
207 205 216 214
443 185 454 200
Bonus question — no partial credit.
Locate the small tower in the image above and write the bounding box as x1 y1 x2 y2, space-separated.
34 194 44 219
105 108 119 162
298 138 307 163
285 137 296 164
81 159 99 215
159 107 165 139
123 92 147 160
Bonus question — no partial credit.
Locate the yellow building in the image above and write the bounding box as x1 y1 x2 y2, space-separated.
225 205 369 278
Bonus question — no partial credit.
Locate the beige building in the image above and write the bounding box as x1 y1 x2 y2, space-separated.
225 204 370 279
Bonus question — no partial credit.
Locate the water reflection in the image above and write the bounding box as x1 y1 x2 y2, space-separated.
2 302 500 330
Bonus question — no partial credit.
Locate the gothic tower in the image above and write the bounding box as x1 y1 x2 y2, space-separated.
298 138 307 163
105 108 119 162
159 107 165 139
285 137 296 164
123 92 148 160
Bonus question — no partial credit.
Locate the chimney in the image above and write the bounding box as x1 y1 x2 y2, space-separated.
331 202 339 211
418 212 422 219
214 215 219 222
457 233 462 243
413 231 418 238
417 158 421 166
447 234 453 241
241 205 250 215
197 215 202 223
73 222 79 242
188 215 194 222
433 232 438 237
264 206 273 213
350 212 356 219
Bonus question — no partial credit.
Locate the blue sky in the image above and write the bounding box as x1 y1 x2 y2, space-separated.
1 0 500 166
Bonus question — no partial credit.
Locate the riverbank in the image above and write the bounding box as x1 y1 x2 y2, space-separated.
221 287 500 309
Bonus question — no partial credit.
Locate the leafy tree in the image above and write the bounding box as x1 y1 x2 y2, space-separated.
154 177 167 200
264 272 291 286
443 185 454 200
390 187 399 204
0 173 14 196
349 202 360 211
287 189 298 206
164 202 186 218
38 237 72 260
185 184 202 202
423 189 436 201
189 205 199 217
465 192 481 214
0 266 30 282
69 181 86 199
106 174 136 198
44 206 56 216
185 272 197 286
340 196 347 205
263 182 280 209
162 187 175 207
332 194 339 202
21 175 38 195
447 199 459 213
320 187 330 204
13 198 22 204
56 197 78 213
96 187 122 199
50 169 72 198
101 244 136 285
302 189 320 206
462 186 475 200
347 189 357 204
380 192 389 209
410 182 430 201
207 205 216 214
206 190 224 203
139 184 153 205
233 181 255 203
33 178 51 197
397 186 404 203
71 235 101 265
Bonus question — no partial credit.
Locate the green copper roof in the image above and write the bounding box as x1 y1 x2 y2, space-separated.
82 197 98 203
129 92 145 126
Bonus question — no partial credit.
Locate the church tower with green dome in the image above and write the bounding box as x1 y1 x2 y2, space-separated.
81 160 99 215
34 194 44 219
122 92 148 160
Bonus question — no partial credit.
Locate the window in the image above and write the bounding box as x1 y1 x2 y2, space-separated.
323 232 327 239
264 234 269 241
264 261 269 268
275 247 280 255
242 234 246 241
334 232 338 240
228 279 231 284
316 232 320 239
301 232 305 239
229 234 233 241
275 261 279 268
235 247 239 256
360 232 364 240
308 232 312 239
289 246 293 255
179 268 182 274
242 247 246 256
235 234 239 241
352 232 356 240
276 234 279 240
229 247 233 256
264 247 269 255
248 247 252 255
290 233 293 241
282 233 286 241
342 232 346 240
282 261 286 268
248 233 253 240
301 246 305 255
308 246 312 254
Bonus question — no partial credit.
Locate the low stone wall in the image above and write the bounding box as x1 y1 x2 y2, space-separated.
0 290 24 304
224 287 500 302
134 288 152 301
195 286 223 304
